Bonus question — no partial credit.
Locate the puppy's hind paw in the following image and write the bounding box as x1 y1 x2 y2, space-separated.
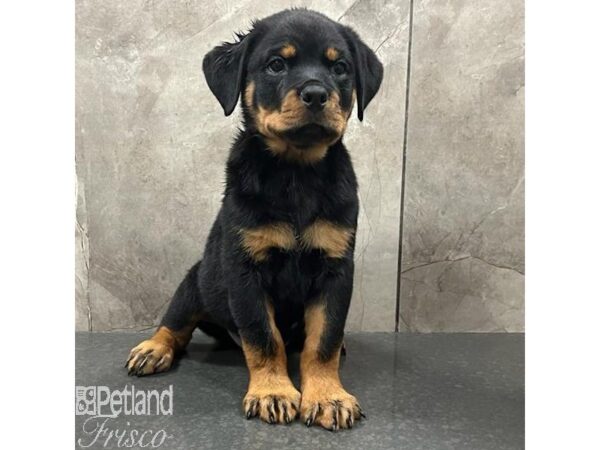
125 340 174 376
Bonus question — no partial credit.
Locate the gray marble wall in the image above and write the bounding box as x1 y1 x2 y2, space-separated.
398 0 524 332
75 0 524 332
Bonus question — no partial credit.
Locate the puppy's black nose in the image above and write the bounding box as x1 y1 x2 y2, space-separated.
300 85 328 112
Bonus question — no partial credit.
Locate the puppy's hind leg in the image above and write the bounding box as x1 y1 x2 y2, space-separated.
126 261 203 376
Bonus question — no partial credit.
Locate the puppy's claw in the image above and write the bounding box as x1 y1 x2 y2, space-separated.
282 404 291 424
125 348 140 368
347 416 354 428
332 405 338 431
268 402 276 424
137 356 149 372
305 403 319 427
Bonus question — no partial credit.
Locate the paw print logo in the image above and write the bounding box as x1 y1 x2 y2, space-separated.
75 386 96 415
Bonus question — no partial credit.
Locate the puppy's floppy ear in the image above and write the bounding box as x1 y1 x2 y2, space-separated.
202 32 251 116
342 27 384 121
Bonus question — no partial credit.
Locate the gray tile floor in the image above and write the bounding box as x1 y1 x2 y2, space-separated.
76 332 524 449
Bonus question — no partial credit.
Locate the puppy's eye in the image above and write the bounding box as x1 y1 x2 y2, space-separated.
267 57 286 74
332 61 349 76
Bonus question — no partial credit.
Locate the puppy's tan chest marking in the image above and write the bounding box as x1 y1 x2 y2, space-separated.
239 223 296 262
300 220 354 258
239 220 354 261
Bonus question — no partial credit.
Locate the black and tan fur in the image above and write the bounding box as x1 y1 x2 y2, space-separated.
126 8 383 431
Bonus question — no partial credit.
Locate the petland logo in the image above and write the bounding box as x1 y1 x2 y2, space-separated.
76 385 174 448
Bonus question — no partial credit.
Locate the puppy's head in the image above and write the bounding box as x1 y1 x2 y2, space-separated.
203 9 383 163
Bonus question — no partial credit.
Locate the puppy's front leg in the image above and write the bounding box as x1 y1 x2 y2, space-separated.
229 222 301 424
231 285 300 424
300 260 364 431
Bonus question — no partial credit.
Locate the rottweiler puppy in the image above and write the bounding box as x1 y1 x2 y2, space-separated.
126 8 383 431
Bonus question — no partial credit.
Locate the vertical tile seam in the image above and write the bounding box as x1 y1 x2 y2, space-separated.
76 149 93 332
395 0 415 332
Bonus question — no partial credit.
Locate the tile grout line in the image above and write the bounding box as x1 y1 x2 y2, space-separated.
395 0 415 332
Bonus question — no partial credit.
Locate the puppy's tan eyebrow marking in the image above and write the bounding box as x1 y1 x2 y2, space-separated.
280 43 296 58
325 47 339 61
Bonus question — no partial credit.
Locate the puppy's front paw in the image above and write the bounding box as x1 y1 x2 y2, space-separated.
243 376 301 425
125 339 174 376
300 384 364 431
